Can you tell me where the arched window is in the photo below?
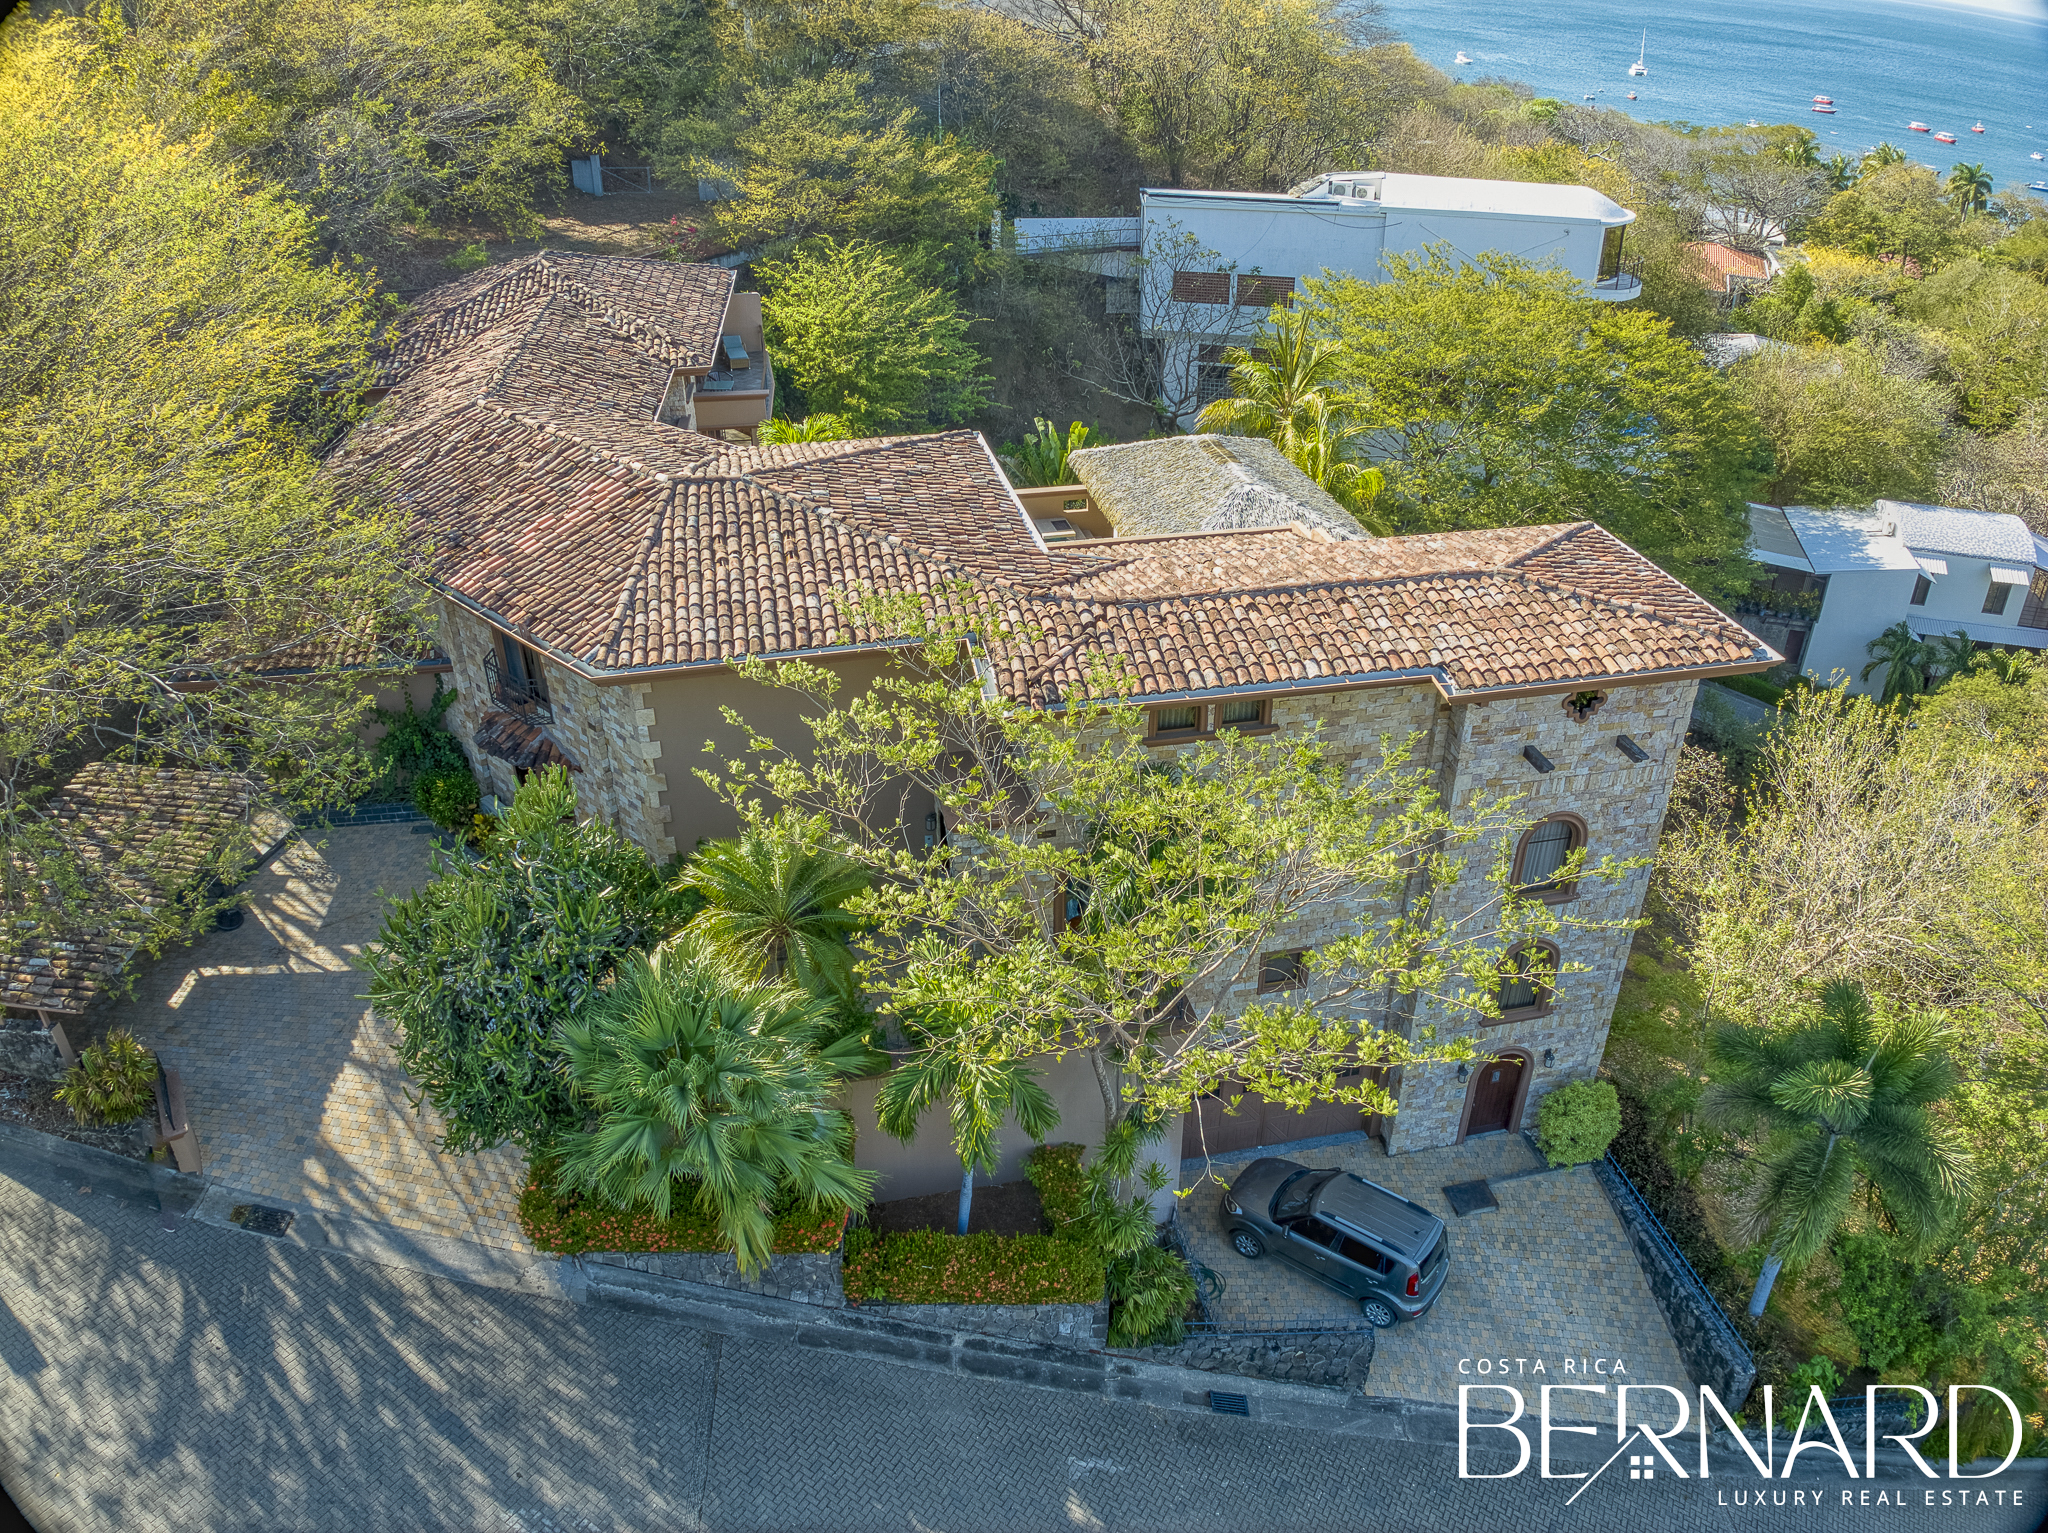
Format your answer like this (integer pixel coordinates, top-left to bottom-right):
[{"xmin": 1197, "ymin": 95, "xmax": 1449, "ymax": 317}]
[
  {"xmin": 1495, "ymin": 941, "xmax": 1559, "ymax": 1022},
  {"xmin": 1514, "ymin": 814, "xmax": 1586, "ymax": 899}
]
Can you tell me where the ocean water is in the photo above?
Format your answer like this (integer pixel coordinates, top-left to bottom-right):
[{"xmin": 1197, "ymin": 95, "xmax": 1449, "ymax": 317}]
[{"xmin": 1382, "ymin": 0, "xmax": 2048, "ymax": 191}]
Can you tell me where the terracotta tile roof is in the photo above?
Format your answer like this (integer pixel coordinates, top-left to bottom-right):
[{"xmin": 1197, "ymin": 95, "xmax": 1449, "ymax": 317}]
[
  {"xmin": 1, "ymin": 764, "xmax": 278, "ymax": 1016},
  {"xmin": 474, "ymin": 712, "xmax": 581, "ymax": 773},
  {"xmin": 1686, "ymin": 242, "xmax": 1770, "ymax": 282},
  {"xmin": 376, "ymin": 252, "xmax": 734, "ymax": 387},
  {"xmin": 334, "ymin": 261, "xmax": 1772, "ymax": 707}
]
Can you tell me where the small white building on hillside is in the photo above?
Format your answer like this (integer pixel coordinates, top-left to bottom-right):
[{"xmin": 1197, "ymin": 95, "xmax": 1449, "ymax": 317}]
[
  {"xmin": 1016, "ymin": 172, "xmax": 1640, "ymax": 424},
  {"xmin": 1742, "ymin": 500, "xmax": 2048, "ymax": 691}
]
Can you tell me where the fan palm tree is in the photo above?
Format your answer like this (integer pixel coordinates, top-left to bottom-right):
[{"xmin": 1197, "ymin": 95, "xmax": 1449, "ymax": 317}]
[
  {"xmin": 1862, "ymin": 621, "xmax": 1930, "ymax": 705},
  {"xmin": 680, "ymin": 815, "xmax": 869, "ymax": 989},
  {"xmin": 553, "ymin": 934, "xmax": 876, "ymax": 1273},
  {"xmin": 1946, "ymin": 162, "xmax": 1994, "ymax": 215},
  {"xmin": 875, "ymin": 1012, "xmax": 1061, "ymax": 1235},
  {"xmin": 1195, "ymin": 307, "xmax": 1388, "ymax": 534},
  {"xmin": 1704, "ymin": 980, "xmax": 1971, "ymax": 1316}
]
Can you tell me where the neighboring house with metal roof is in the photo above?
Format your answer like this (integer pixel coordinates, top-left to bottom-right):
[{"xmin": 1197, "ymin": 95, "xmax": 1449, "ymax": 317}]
[
  {"xmin": 1741, "ymin": 499, "xmax": 2048, "ymax": 691},
  {"xmin": 1016, "ymin": 171, "xmax": 1641, "ymax": 424},
  {"xmin": 332, "ymin": 250, "xmax": 1777, "ymax": 1160}
]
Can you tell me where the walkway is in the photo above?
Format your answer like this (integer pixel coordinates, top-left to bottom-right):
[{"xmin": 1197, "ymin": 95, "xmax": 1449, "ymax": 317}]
[
  {"xmin": 99, "ymin": 824, "xmax": 531, "ymax": 1252},
  {"xmin": 1180, "ymin": 1132, "xmax": 1690, "ymax": 1408}
]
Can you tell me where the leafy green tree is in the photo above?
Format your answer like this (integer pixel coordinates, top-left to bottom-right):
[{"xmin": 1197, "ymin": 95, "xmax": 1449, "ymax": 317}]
[
  {"xmin": 1195, "ymin": 305, "xmax": 1387, "ymax": 531},
  {"xmin": 1304, "ymin": 251, "xmax": 1769, "ymax": 596},
  {"xmin": 681, "ymin": 814, "xmax": 869, "ymax": 988},
  {"xmin": 1705, "ymin": 980, "xmax": 1971, "ymax": 1315},
  {"xmin": 1000, "ymin": 418, "xmax": 1107, "ymax": 488},
  {"xmin": 1804, "ymin": 162, "xmax": 1983, "ymax": 268},
  {"xmin": 553, "ymin": 933, "xmax": 875, "ymax": 1273},
  {"xmin": 0, "ymin": 21, "xmax": 425, "ymax": 956},
  {"xmin": 1898, "ymin": 258, "xmax": 2048, "ymax": 432},
  {"xmin": 363, "ymin": 769, "xmax": 694, "ymax": 1154},
  {"xmin": 876, "ymin": 1017, "xmax": 1061, "ymax": 1234},
  {"xmin": 757, "ymin": 239, "xmax": 990, "ymax": 432},
  {"xmin": 487, "ymin": 0, "xmax": 713, "ymax": 149},
  {"xmin": 1727, "ymin": 343, "xmax": 1948, "ymax": 506},
  {"xmin": 677, "ymin": 71, "xmax": 997, "ymax": 260},
  {"xmin": 1946, "ymin": 162, "xmax": 1994, "ymax": 217}
]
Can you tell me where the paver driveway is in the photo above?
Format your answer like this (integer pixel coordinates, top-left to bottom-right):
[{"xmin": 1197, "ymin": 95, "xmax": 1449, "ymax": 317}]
[
  {"xmin": 98, "ymin": 823, "xmax": 531, "ymax": 1252},
  {"xmin": 1180, "ymin": 1131, "xmax": 1690, "ymax": 1408}
]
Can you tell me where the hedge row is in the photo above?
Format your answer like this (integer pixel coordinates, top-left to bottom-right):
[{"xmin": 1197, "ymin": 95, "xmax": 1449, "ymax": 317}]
[
  {"xmin": 842, "ymin": 1227, "xmax": 1105, "ymax": 1306},
  {"xmin": 517, "ymin": 1162, "xmax": 848, "ymax": 1257}
]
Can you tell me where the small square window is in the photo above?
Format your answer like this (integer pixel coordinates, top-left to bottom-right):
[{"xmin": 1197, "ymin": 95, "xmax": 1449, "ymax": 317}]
[
  {"xmin": 1218, "ymin": 698, "xmax": 1267, "ymax": 728},
  {"xmin": 1984, "ymin": 581, "xmax": 2014, "ymax": 616},
  {"xmin": 1259, "ymin": 950, "xmax": 1306, "ymax": 991},
  {"xmin": 1152, "ymin": 705, "xmax": 1203, "ymax": 736}
]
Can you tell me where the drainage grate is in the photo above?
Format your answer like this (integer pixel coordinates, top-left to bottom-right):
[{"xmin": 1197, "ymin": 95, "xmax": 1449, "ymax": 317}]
[
  {"xmin": 1207, "ymin": 1391, "xmax": 1250, "ymax": 1416},
  {"xmin": 229, "ymin": 1204, "xmax": 296, "ymax": 1238},
  {"xmin": 1443, "ymin": 1179, "xmax": 1499, "ymax": 1217}
]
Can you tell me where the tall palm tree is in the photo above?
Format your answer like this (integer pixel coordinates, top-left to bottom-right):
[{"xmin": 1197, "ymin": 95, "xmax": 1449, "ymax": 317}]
[
  {"xmin": 875, "ymin": 1012, "xmax": 1061, "ymax": 1235},
  {"xmin": 1862, "ymin": 621, "xmax": 1930, "ymax": 706},
  {"xmin": 1195, "ymin": 307, "xmax": 1388, "ymax": 533},
  {"xmin": 554, "ymin": 935, "xmax": 876, "ymax": 1273},
  {"xmin": 1705, "ymin": 980, "xmax": 1971, "ymax": 1316},
  {"xmin": 1946, "ymin": 162, "xmax": 1994, "ymax": 215},
  {"xmin": 680, "ymin": 815, "xmax": 869, "ymax": 989}
]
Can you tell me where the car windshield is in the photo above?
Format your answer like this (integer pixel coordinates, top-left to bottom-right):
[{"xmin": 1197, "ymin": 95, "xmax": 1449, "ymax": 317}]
[{"xmin": 1271, "ymin": 1169, "xmax": 1339, "ymax": 1219}]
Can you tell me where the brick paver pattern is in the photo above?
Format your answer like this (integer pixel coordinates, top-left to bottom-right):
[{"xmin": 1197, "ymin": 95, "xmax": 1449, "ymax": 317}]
[
  {"xmin": 1180, "ymin": 1131, "xmax": 1690, "ymax": 1407},
  {"xmin": 99, "ymin": 825, "xmax": 531, "ymax": 1251}
]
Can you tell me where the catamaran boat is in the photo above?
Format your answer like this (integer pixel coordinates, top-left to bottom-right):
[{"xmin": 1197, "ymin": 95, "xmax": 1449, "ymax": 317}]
[
  {"xmin": 1934, "ymin": 131, "xmax": 1959, "ymax": 144},
  {"xmin": 1908, "ymin": 121, "xmax": 1930, "ymax": 132},
  {"xmin": 1455, "ymin": 51, "xmax": 1473, "ymax": 64},
  {"xmin": 1629, "ymin": 30, "xmax": 1648, "ymax": 77}
]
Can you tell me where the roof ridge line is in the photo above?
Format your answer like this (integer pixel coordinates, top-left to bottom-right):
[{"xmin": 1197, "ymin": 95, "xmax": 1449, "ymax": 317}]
[
  {"xmin": 478, "ymin": 296, "xmax": 569, "ymax": 404},
  {"xmin": 1499, "ymin": 520, "xmax": 1599, "ymax": 568},
  {"xmin": 1499, "ymin": 566, "xmax": 1729, "ymax": 637},
  {"xmin": 593, "ymin": 485, "xmax": 676, "ymax": 668}
]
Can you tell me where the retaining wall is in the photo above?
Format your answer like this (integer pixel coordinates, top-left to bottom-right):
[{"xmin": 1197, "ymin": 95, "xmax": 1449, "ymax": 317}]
[
  {"xmin": 583, "ymin": 1249, "xmax": 846, "ymax": 1308},
  {"xmin": 1123, "ymin": 1329, "xmax": 1375, "ymax": 1391},
  {"xmin": 855, "ymin": 1301, "xmax": 1108, "ymax": 1352}
]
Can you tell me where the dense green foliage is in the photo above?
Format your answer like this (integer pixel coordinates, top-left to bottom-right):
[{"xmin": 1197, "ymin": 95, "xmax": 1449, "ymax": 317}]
[
  {"xmin": 999, "ymin": 418, "xmax": 1107, "ymax": 489},
  {"xmin": 1534, "ymin": 1079, "xmax": 1621, "ymax": 1168},
  {"xmin": 841, "ymin": 1227, "xmax": 1105, "ymax": 1305},
  {"xmin": 362, "ymin": 769, "xmax": 692, "ymax": 1155},
  {"xmin": 53, "ymin": 1030, "xmax": 158, "ymax": 1127},
  {"xmin": 552, "ymin": 933, "xmax": 874, "ymax": 1273}
]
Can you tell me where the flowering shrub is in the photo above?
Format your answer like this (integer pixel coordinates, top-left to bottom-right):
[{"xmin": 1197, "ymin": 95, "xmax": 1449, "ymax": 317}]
[
  {"xmin": 518, "ymin": 1161, "xmax": 848, "ymax": 1257},
  {"xmin": 841, "ymin": 1228, "xmax": 1105, "ymax": 1306}
]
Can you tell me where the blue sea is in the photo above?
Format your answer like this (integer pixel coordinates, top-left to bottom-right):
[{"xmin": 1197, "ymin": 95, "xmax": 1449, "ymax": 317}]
[{"xmin": 1381, "ymin": 0, "xmax": 2048, "ymax": 191}]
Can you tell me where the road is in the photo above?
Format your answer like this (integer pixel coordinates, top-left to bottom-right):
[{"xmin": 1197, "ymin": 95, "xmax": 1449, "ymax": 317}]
[{"xmin": 0, "ymin": 1135, "xmax": 2041, "ymax": 1533}]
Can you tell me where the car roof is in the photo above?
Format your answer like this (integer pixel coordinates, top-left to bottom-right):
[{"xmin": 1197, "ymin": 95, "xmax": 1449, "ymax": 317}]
[{"xmin": 1313, "ymin": 1174, "xmax": 1444, "ymax": 1259}]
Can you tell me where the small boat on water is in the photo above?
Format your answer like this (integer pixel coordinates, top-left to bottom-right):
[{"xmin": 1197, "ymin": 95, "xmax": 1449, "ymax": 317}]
[
  {"xmin": 1629, "ymin": 30, "xmax": 1647, "ymax": 77},
  {"xmin": 1934, "ymin": 131, "xmax": 1958, "ymax": 144},
  {"xmin": 1813, "ymin": 96, "xmax": 1833, "ymax": 105},
  {"xmin": 1455, "ymin": 50, "xmax": 1472, "ymax": 64},
  {"xmin": 2032, "ymin": 181, "xmax": 2048, "ymax": 193},
  {"xmin": 1626, "ymin": 91, "xmax": 1637, "ymax": 100},
  {"xmin": 1908, "ymin": 121, "xmax": 1930, "ymax": 132},
  {"xmin": 1971, "ymin": 122, "xmax": 1985, "ymax": 133},
  {"xmin": 2033, "ymin": 152, "xmax": 2045, "ymax": 160},
  {"xmin": 1813, "ymin": 105, "xmax": 1836, "ymax": 114}
]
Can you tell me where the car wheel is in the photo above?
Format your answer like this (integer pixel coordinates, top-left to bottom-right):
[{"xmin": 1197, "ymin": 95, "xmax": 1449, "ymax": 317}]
[
  {"xmin": 1231, "ymin": 1230, "xmax": 1265, "ymax": 1260},
  {"xmin": 1361, "ymin": 1297, "xmax": 1398, "ymax": 1328}
]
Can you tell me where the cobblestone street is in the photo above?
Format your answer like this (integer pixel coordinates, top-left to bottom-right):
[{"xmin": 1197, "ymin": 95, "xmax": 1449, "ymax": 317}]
[
  {"xmin": 1180, "ymin": 1131, "xmax": 1690, "ymax": 1408},
  {"xmin": 99, "ymin": 824, "xmax": 531, "ymax": 1252}
]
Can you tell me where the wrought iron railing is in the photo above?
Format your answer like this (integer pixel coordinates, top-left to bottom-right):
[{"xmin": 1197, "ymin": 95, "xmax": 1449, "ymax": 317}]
[
  {"xmin": 482, "ymin": 650, "xmax": 553, "ymax": 723},
  {"xmin": 1598, "ymin": 1151, "xmax": 1755, "ymax": 1375}
]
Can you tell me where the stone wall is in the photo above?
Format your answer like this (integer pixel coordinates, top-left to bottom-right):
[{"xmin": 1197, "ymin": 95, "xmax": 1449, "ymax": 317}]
[
  {"xmin": 1593, "ymin": 1157, "xmax": 1757, "ymax": 1410},
  {"xmin": 855, "ymin": 1300, "xmax": 1108, "ymax": 1352},
  {"xmin": 0, "ymin": 1014, "xmax": 68, "ymax": 1082},
  {"xmin": 1121, "ymin": 1328, "xmax": 1375, "ymax": 1391},
  {"xmin": 582, "ymin": 1249, "xmax": 846, "ymax": 1307},
  {"xmin": 437, "ymin": 601, "xmax": 675, "ymax": 856}
]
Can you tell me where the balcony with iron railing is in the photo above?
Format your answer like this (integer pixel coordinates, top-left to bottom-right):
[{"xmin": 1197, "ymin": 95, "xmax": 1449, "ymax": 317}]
[
  {"xmin": 1590, "ymin": 255, "xmax": 1644, "ymax": 301},
  {"xmin": 482, "ymin": 649, "xmax": 553, "ymax": 724}
]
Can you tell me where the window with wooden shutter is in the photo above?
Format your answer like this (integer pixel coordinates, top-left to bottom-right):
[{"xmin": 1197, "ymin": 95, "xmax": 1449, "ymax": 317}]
[
  {"xmin": 1235, "ymin": 274, "xmax": 1295, "ymax": 307},
  {"xmin": 1170, "ymin": 271, "xmax": 1230, "ymax": 304}
]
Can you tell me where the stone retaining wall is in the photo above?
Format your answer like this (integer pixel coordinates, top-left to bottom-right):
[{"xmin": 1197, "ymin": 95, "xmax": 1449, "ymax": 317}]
[
  {"xmin": 1121, "ymin": 1329, "xmax": 1375, "ymax": 1391},
  {"xmin": 583, "ymin": 1249, "xmax": 846, "ymax": 1307},
  {"xmin": 854, "ymin": 1301, "xmax": 1108, "ymax": 1352},
  {"xmin": 1593, "ymin": 1157, "xmax": 1757, "ymax": 1409},
  {"xmin": 0, "ymin": 1015, "xmax": 68, "ymax": 1082}
]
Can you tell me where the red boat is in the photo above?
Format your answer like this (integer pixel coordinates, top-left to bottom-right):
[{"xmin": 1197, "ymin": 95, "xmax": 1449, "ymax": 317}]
[
  {"xmin": 1934, "ymin": 131, "xmax": 1959, "ymax": 144},
  {"xmin": 1813, "ymin": 105, "xmax": 1837, "ymax": 114},
  {"xmin": 1971, "ymin": 122, "xmax": 1985, "ymax": 133},
  {"xmin": 1813, "ymin": 95, "xmax": 1833, "ymax": 104},
  {"xmin": 1908, "ymin": 121, "xmax": 1930, "ymax": 132}
]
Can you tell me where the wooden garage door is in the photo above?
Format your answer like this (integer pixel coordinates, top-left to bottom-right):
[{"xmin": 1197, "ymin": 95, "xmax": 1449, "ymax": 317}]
[{"xmin": 1181, "ymin": 1079, "xmax": 1370, "ymax": 1157}]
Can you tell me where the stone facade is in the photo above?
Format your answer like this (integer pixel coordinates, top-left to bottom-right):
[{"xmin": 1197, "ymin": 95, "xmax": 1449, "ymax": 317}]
[
  {"xmin": 438, "ymin": 601, "xmax": 677, "ymax": 857},
  {"xmin": 0, "ymin": 1014, "xmax": 67, "ymax": 1082}
]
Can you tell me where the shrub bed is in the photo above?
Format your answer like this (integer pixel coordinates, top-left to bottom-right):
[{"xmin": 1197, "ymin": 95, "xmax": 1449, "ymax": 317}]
[
  {"xmin": 517, "ymin": 1162, "xmax": 848, "ymax": 1257},
  {"xmin": 842, "ymin": 1227, "xmax": 1105, "ymax": 1306},
  {"xmin": 1023, "ymin": 1141, "xmax": 1086, "ymax": 1235}
]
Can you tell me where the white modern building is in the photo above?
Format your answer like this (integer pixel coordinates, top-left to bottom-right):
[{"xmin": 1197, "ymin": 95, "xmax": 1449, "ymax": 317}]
[
  {"xmin": 1016, "ymin": 172, "xmax": 1641, "ymax": 422},
  {"xmin": 1742, "ymin": 500, "xmax": 2048, "ymax": 691}
]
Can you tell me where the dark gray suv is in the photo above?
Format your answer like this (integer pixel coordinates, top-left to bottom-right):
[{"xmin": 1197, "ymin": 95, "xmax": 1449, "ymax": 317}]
[{"xmin": 1219, "ymin": 1158, "xmax": 1449, "ymax": 1328}]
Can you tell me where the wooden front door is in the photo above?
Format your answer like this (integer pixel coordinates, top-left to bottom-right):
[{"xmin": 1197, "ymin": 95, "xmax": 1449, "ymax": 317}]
[{"xmin": 1465, "ymin": 1057, "xmax": 1524, "ymax": 1137}]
